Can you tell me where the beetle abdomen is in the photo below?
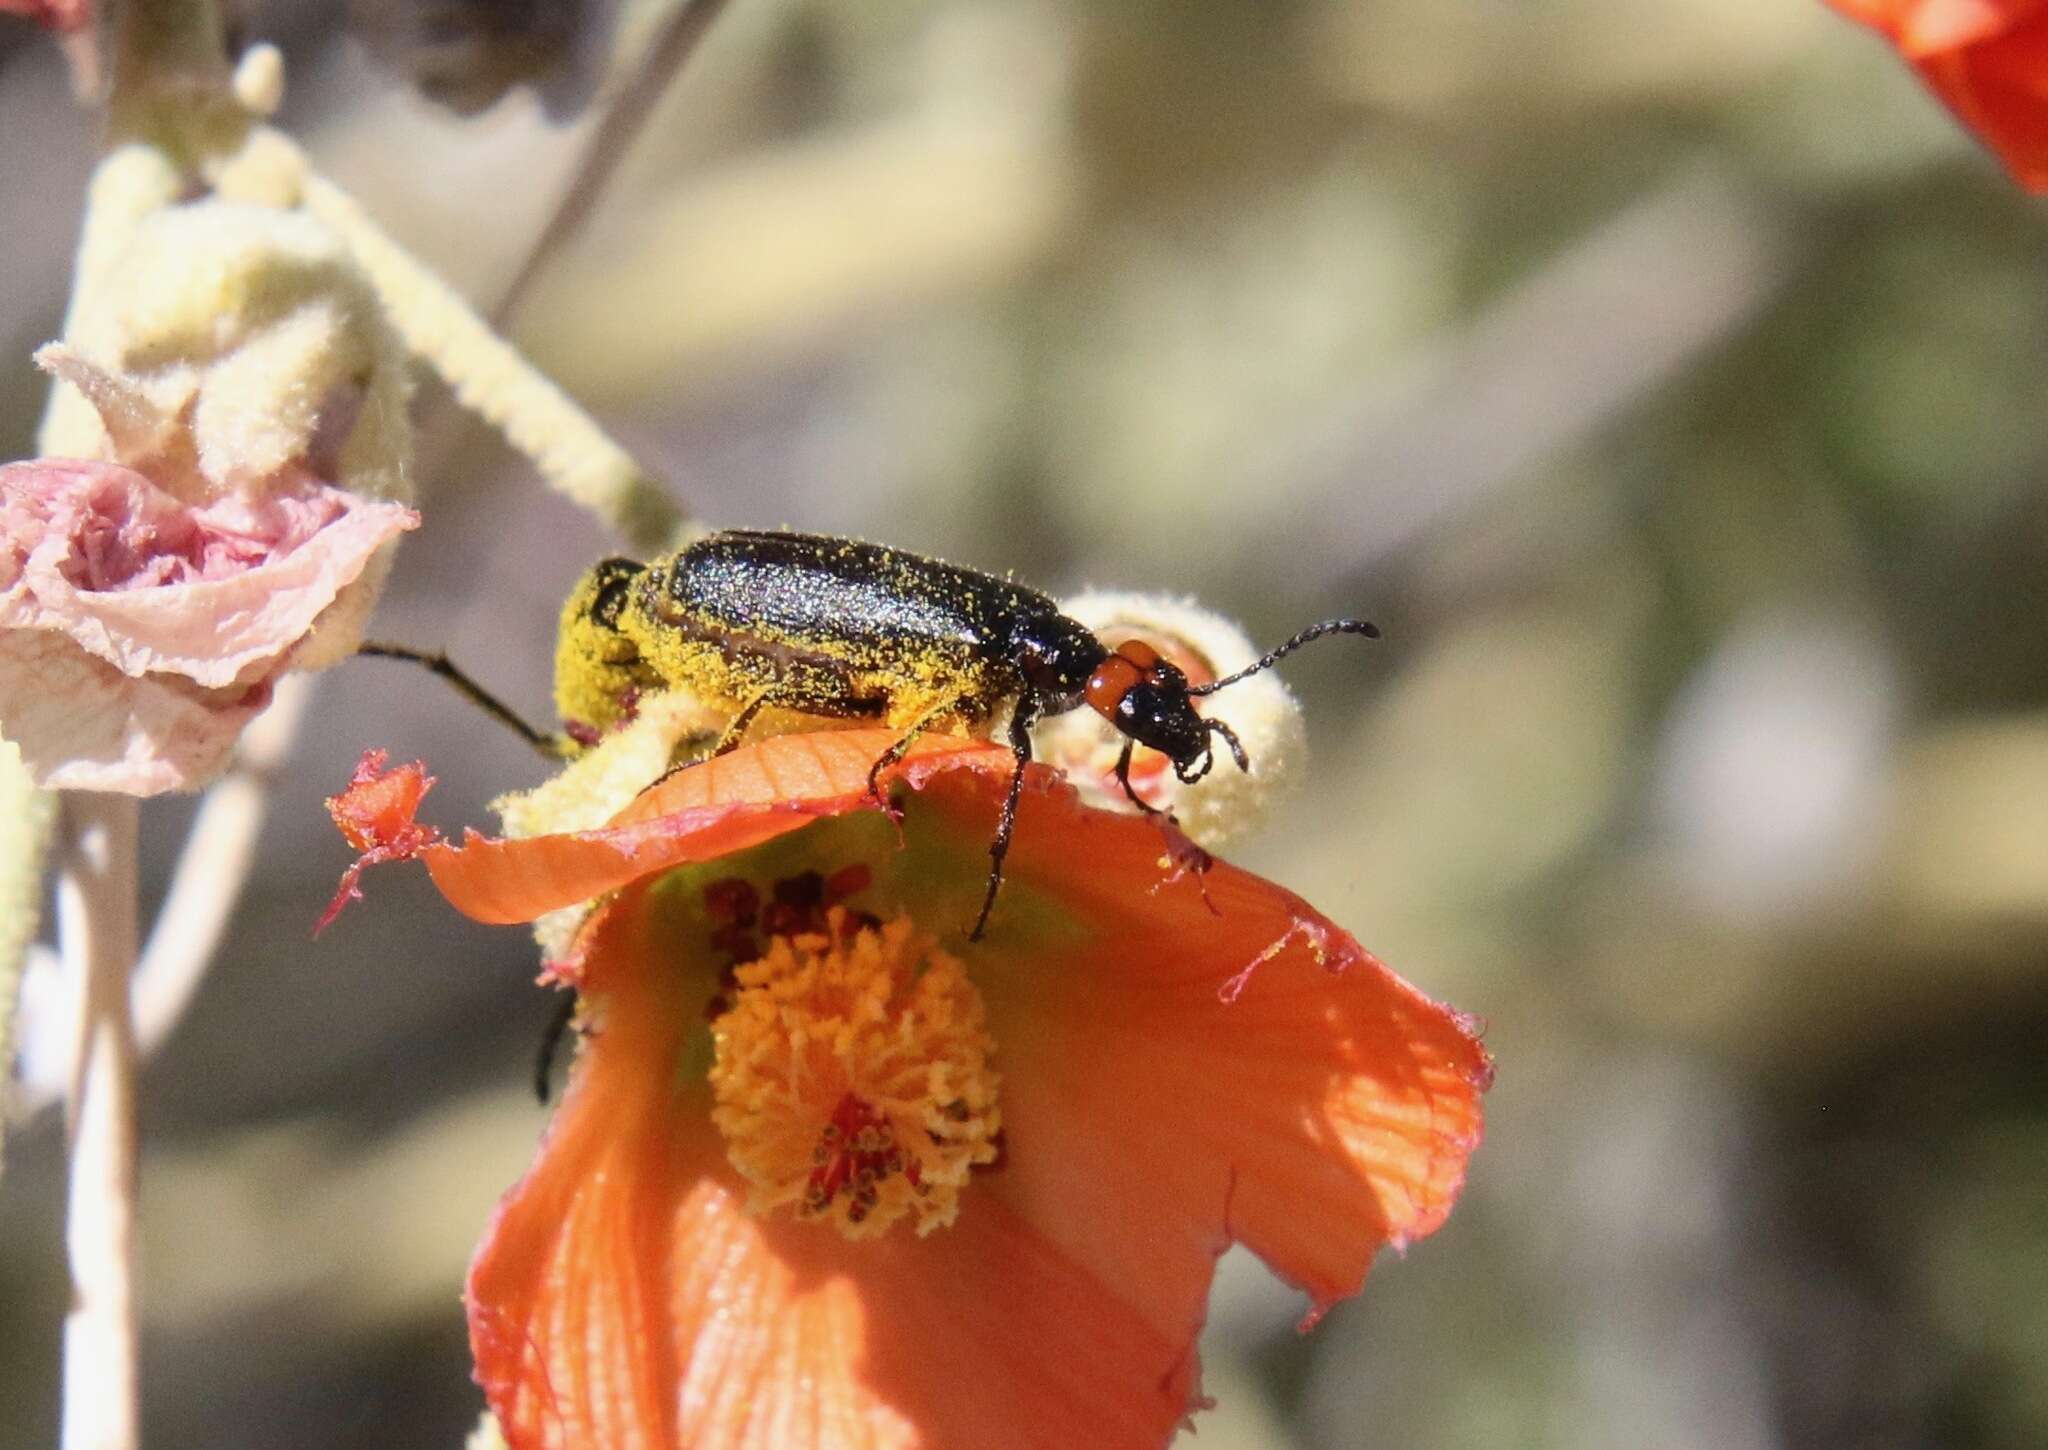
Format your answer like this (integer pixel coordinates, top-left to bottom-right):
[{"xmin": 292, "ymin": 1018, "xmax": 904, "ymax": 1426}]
[{"xmin": 661, "ymin": 532, "xmax": 1031, "ymax": 650}]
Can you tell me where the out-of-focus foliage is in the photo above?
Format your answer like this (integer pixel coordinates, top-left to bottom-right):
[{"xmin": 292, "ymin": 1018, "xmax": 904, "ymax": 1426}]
[{"xmin": 3, "ymin": 1, "xmax": 2047, "ymax": 1446}]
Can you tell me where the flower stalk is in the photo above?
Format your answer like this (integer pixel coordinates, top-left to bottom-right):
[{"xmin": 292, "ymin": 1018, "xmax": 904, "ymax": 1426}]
[
  {"xmin": 51, "ymin": 6, "xmax": 231, "ymax": 1448},
  {"xmin": 54, "ymin": 792, "xmax": 140, "ymax": 1450}
]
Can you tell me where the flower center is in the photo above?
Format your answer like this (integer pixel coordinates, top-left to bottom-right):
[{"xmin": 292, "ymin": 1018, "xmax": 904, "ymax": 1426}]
[{"xmin": 708, "ymin": 907, "xmax": 1000, "ymax": 1239}]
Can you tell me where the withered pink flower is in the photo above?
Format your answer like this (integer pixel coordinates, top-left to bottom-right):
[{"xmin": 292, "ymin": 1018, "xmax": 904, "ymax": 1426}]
[{"xmin": 0, "ymin": 456, "xmax": 415, "ymax": 793}]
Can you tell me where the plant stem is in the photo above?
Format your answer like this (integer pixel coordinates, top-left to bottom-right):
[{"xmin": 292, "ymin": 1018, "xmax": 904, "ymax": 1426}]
[
  {"xmin": 55, "ymin": 792, "xmax": 141, "ymax": 1450},
  {"xmin": 491, "ymin": 0, "xmax": 733, "ymax": 327},
  {"xmin": 130, "ymin": 674, "xmax": 310, "ymax": 1060}
]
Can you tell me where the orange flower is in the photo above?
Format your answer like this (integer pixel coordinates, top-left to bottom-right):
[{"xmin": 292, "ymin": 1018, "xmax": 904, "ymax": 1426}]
[
  {"xmin": 1828, "ymin": 0, "xmax": 2048, "ymax": 189},
  {"xmin": 348, "ymin": 730, "xmax": 1489, "ymax": 1448}
]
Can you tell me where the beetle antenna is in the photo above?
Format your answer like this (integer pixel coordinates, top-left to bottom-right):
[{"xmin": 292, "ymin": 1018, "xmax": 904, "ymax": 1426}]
[
  {"xmin": 1186, "ymin": 618, "xmax": 1380, "ymax": 696},
  {"xmin": 1208, "ymin": 717, "xmax": 1249, "ymax": 772},
  {"xmin": 357, "ymin": 641, "xmax": 566, "ymax": 758}
]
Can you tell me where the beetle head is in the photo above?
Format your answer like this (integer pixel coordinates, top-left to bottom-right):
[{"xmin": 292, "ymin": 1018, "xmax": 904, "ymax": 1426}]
[{"xmin": 1084, "ymin": 639, "xmax": 1249, "ymax": 782}]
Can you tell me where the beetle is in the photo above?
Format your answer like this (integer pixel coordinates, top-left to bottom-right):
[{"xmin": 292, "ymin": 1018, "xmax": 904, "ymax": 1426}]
[
  {"xmin": 548, "ymin": 530, "xmax": 1379, "ymax": 938},
  {"xmin": 360, "ymin": 529, "xmax": 1378, "ymax": 1101}
]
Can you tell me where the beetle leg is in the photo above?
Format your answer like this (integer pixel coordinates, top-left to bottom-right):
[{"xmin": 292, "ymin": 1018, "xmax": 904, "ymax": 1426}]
[
  {"xmin": 534, "ymin": 990, "xmax": 578, "ymax": 1104},
  {"xmin": 710, "ymin": 690, "xmax": 782, "ymax": 755},
  {"xmin": 1113, "ymin": 737, "xmax": 1168, "ymax": 816},
  {"xmin": 969, "ymin": 710, "xmax": 1035, "ymax": 941},
  {"xmin": 864, "ymin": 697, "xmax": 963, "ymax": 803}
]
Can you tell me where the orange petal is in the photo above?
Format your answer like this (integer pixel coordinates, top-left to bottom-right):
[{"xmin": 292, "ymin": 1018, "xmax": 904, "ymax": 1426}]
[
  {"xmin": 1903, "ymin": 0, "xmax": 2036, "ymax": 53},
  {"xmin": 472, "ymin": 888, "xmax": 1203, "ymax": 1450},
  {"xmin": 900, "ymin": 770, "xmax": 1489, "ymax": 1338},
  {"xmin": 1914, "ymin": 26, "xmax": 2048, "ymax": 187},
  {"xmin": 1826, "ymin": 0, "xmax": 2048, "ymax": 190},
  {"xmin": 456, "ymin": 725, "xmax": 1486, "ymax": 1427},
  {"xmin": 423, "ymin": 732, "xmax": 1014, "ymax": 924},
  {"xmin": 1826, "ymin": 0, "xmax": 1907, "ymax": 31},
  {"xmin": 1825, "ymin": 0, "xmax": 2033, "ymax": 50}
]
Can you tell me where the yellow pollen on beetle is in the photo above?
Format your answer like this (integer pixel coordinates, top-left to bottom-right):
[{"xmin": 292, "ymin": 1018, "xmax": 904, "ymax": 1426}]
[{"xmin": 708, "ymin": 909, "xmax": 1000, "ymax": 1240}]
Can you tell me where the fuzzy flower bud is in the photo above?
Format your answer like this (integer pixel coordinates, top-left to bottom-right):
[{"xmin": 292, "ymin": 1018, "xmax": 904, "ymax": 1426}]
[
  {"xmin": 1033, "ymin": 590, "xmax": 1309, "ymax": 849},
  {"xmin": 0, "ymin": 180, "xmax": 420, "ymax": 793}
]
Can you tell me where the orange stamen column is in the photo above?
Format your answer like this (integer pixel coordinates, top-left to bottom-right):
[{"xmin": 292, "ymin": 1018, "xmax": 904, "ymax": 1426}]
[{"xmin": 708, "ymin": 911, "xmax": 1001, "ymax": 1239}]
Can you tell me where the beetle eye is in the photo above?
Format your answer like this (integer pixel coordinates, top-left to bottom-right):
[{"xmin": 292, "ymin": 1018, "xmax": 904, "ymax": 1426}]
[{"xmin": 588, "ymin": 559, "xmax": 644, "ymax": 628}]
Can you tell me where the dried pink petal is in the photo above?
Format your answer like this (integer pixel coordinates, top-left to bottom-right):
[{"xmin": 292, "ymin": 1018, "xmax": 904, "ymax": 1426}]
[
  {"xmin": 0, "ymin": 457, "xmax": 418, "ymax": 793},
  {"xmin": 0, "ymin": 459, "xmax": 414, "ymax": 687},
  {"xmin": 0, "ymin": 632, "xmax": 266, "ymax": 794}
]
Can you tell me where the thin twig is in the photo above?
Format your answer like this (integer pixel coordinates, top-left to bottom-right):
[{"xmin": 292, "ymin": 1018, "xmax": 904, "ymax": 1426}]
[
  {"xmin": 301, "ymin": 167, "xmax": 683, "ymax": 554},
  {"xmin": 398, "ymin": 0, "xmax": 733, "ymax": 557},
  {"xmin": 492, "ymin": 0, "xmax": 733, "ymax": 328},
  {"xmin": 127, "ymin": 673, "xmax": 311, "ymax": 1061},
  {"xmin": 0, "ymin": 677, "xmax": 306, "ymax": 1160},
  {"xmin": 55, "ymin": 793, "xmax": 140, "ymax": 1450}
]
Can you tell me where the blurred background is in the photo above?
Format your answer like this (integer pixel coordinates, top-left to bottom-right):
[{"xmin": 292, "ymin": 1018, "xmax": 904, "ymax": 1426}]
[{"xmin": 5, "ymin": 0, "xmax": 2048, "ymax": 1445}]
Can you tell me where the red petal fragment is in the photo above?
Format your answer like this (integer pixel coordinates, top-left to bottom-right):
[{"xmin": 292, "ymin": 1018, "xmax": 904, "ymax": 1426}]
[{"xmin": 316, "ymin": 749, "xmax": 442, "ymax": 932}]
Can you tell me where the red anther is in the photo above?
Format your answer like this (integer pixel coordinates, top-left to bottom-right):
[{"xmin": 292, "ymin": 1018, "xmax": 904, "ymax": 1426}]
[
  {"xmin": 823, "ymin": 863, "xmax": 872, "ymax": 904},
  {"xmin": 708, "ymin": 924, "xmax": 760, "ymax": 965},
  {"xmin": 703, "ymin": 877, "xmax": 760, "ymax": 928},
  {"xmin": 774, "ymin": 871, "xmax": 826, "ymax": 909},
  {"xmin": 316, "ymin": 750, "xmax": 442, "ymax": 934},
  {"xmin": 1151, "ymin": 819, "xmax": 1219, "ymax": 916},
  {"xmin": 327, "ymin": 749, "xmax": 436, "ymax": 854},
  {"xmin": 803, "ymin": 1092, "xmax": 908, "ymax": 1220}
]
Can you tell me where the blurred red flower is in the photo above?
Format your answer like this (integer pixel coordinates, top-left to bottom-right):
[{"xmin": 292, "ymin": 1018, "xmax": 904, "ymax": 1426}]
[
  {"xmin": 341, "ymin": 730, "xmax": 1490, "ymax": 1449},
  {"xmin": 0, "ymin": 0, "xmax": 89, "ymax": 31},
  {"xmin": 1829, "ymin": 0, "xmax": 2048, "ymax": 189}
]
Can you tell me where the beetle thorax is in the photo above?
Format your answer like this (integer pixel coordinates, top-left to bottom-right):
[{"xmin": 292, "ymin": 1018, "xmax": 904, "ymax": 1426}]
[{"xmin": 1005, "ymin": 610, "xmax": 1105, "ymax": 714}]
